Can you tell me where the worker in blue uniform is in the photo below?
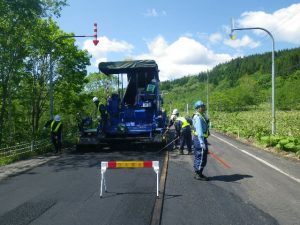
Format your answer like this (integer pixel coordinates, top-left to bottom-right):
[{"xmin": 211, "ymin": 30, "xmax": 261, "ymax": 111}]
[
  {"xmin": 192, "ymin": 100, "xmax": 210, "ymax": 181},
  {"xmin": 93, "ymin": 96, "xmax": 108, "ymax": 133}
]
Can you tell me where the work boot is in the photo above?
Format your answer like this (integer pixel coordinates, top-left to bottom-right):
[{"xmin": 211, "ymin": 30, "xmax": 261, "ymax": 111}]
[
  {"xmin": 179, "ymin": 149, "xmax": 184, "ymax": 155},
  {"xmin": 187, "ymin": 151, "xmax": 192, "ymax": 155},
  {"xmin": 199, "ymin": 174, "xmax": 209, "ymax": 181},
  {"xmin": 194, "ymin": 172, "xmax": 201, "ymax": 180},
  {"xmin": 194, "ymin": 172, "xmax": 209, "ymax": 181}
]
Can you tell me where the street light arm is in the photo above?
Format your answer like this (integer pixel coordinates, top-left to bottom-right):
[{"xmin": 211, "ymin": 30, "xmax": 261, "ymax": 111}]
[
  {"xmin": 230, "ymin": 25, "xmax": 276, "ymax": 134},
  {"xmin": 231, "ymin": 27, "xmax": 274, "ymax": 43},
  {"xmin": 54, "ymin": 35, "xmax": 94, "ymax": 43}
]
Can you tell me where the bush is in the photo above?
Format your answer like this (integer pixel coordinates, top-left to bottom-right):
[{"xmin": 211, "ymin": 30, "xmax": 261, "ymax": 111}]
[
  {"xmin": 279, "ymin": 139, "xmax": 289, "ymax": 148},
  {"xmin": 260, "ymin": 136, "xmax": 270, "ymax": 146},
  {"xmin": 269, "ymin": 135, "xmax": 282, "ymax": 146},
  {"xmin": 283, "ymin": 143, "xmax": 297, "ymax": 152}
]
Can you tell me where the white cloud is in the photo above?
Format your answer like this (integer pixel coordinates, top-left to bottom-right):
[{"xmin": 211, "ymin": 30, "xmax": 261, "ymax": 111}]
[
  {"xmin": 224, "ymin": 35, "xmax": 261, "ymax": 49},
  {"xmin": 144, "ymin": 8, "xmax": 158, "ymax": 17},
  {"xmin": 82, "ymin": 35, "xmax": 233, "ymax": 81},
  {"xmin": 237, "ymin": 3, "xmax": 300, "ymax": 44},
  {"xmin": 209, "ymin": 33, "xmax": 223, "ymax": 44},
  {"xmin": 143, "ymin": 8, "xmax": 166, "ymax": 17},
  {"xmin": 83, "ymin": 36, "xmax": 133, "ymax": 67},
  {"xmin": 134, "ymin": 36, "xmax": 232, "ymax": 81}
]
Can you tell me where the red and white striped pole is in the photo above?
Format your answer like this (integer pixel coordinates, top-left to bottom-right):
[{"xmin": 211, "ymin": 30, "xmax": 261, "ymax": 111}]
[{"xmin": 93, "ymin": 22, "xmax": 99, "ymax": 46}]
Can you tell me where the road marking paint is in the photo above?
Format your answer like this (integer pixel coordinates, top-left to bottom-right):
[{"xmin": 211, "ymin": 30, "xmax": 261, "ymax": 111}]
[
  {"xmin": 208, "ymin": 150, "xmax": 231, "ymax": 169},
  {"xmin": 212, "ymin": 134, "xmax": 300, "ymax": 184}
]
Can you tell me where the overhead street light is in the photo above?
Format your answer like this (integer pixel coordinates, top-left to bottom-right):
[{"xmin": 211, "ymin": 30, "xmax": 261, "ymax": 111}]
[
  {"xmin": 49, "ymin": 23, "xmax": 99, "ymax": 119},
  {"xmin": 206, "ymin": 71, "xmax": 209, "ymax": 118},
  {"xmin": 230, "ymin": 18, "xmax": 276, "ymax": 135}
]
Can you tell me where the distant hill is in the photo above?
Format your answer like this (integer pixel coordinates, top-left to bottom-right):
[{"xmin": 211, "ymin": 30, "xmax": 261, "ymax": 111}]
[{"xmin": 161, "ymin": 47, "xmax": 300, "ymax": 113}]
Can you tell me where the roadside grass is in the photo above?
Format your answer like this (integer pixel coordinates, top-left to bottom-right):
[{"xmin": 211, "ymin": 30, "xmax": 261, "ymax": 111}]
[{"xmin": 210, "ymin": 106, "xmax": 300, "ymax": 158}]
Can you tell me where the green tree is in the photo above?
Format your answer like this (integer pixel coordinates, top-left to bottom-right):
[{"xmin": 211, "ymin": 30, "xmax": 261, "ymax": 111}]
[{"xmin": 0, "ymin": 0, "xmax": 67, "ymax": 145}]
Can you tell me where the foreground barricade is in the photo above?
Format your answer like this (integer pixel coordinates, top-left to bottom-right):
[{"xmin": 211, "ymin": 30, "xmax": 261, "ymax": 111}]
[{"xmin": 100, "ymin": 161, "xmax": 160, "ymax": 197}]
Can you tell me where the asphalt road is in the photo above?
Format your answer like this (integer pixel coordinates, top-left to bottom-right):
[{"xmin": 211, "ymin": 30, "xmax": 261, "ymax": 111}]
[
  {"xmin": 0, "ymin": 131, "xmax": 299, "ymax": 225},
  {"xmin": 161, "ymin": 131, "xmax": 300, "ymax": 225},
  {"xmin": 0, "ymin": 147, "xmax": 165, "ymax": 225}
]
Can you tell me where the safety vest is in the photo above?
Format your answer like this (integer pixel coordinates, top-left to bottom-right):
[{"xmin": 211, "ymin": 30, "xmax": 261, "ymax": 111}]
[
  {"xmin": 192, "ymin": 113, "xmax": 209, "ymax": 138},
  {"xmin": 176, "ymin": 117, "xmax": 190, "ymax": 128},
  {"xmin": 51, "ymin": 121, "xmax": 62, "ymax": 134}
]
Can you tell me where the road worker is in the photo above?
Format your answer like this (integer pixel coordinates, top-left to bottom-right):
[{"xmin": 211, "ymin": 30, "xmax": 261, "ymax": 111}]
[
  {"xmin": 175, "ymin": 114, "xmax": 192, "ymax": 155},
  {"xmin": 92, "ymin": 97, "xmax": 108, "ymax": 133},
  {"xmin": 168, "ymin": 109, "xmax": 179, "ymax": 127},
  {"xmin": 44, "ymin": 114, "xmax": 63, "ymax": 154},
  {"xmin": 192, "ymin": 100, "xmax": 210, "ymax": 181},
  {"xmin": 167, "ymin": 109, "xmax": 180, "ymax": 150}
]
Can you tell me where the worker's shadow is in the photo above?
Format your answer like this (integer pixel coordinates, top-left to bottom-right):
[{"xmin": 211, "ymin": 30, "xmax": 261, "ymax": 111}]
[{"xmin": 209, "ymin": 174, "xmax": 253, "ymax": 182}]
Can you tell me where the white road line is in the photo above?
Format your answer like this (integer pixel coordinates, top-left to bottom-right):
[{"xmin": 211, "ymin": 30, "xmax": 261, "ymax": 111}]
[{"xmin": 212, "ymin": 134, "xmax": 300, "ymax": 184}]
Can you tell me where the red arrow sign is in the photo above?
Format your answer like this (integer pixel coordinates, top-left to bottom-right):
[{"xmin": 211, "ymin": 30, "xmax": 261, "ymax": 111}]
[{"xmin": 93, "ymin": 39, "xmax": 99, "ymax": 46}]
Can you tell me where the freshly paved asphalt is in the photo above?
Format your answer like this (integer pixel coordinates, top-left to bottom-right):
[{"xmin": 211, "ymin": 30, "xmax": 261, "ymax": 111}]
[
  {"xmin": 1, "ymin": 131, "xmax": 300, "ymax": 225},
  {"xmin": 0, "ymin": 148, "xmax": 164, "ymax": 225},
  {"xmin": 161, "ymin": 131, "xmax": 299, "ymax": 225}
]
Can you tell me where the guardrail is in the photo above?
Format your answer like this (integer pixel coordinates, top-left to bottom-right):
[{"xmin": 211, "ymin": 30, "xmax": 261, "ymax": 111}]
[{"xmin": 0, "ymin": 139, "xmax": 52, "ymax": 159}]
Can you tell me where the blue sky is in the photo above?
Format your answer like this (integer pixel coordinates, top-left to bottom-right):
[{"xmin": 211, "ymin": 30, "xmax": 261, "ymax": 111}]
[{"xmin": 56, "ymin": 0, "xmax": 300, "ymax": 81}]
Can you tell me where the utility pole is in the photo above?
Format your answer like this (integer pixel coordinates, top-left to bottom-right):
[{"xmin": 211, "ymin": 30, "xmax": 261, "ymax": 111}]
[{"xmin": 186, "ymin": 103, "xmax": 189, "ymax": 115}]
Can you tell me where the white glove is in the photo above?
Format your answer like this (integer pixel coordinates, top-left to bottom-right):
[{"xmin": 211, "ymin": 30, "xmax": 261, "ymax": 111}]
[{"xmin": 200, "ymin": 143, "xmax": 206, "ymax": 150}]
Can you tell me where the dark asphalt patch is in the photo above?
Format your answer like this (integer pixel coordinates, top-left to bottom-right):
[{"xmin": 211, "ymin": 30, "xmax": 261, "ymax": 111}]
[{"xmin": 0, "ymin": 199, "xmax": 56, "ymax": 225}]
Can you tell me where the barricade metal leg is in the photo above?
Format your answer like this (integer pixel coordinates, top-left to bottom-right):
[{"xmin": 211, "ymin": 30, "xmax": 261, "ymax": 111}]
[
  {"xmin": 153, "ymin": 161, "xmax": 159, "ymax": 197},
  {"xmin": 100, "ymin": 172, "xmax": 104, "ymax": 197},
  {"xmin": 103, "ymin": 173, "xmax": 107, "ymax": 192},
  {"xmin": 100, "ymin": 162, "xmax": 108, "ymax": 198}
]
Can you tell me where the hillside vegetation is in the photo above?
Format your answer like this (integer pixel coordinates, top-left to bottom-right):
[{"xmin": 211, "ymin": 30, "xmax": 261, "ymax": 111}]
[{"xmin": 161, "ymin": 48, "xmax": 300, "ymax": 155}]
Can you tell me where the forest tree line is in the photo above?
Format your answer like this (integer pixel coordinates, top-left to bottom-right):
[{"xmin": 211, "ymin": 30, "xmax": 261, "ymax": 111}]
[
  {"xmin": 0, "ymin": 0, "xmax": 93, "ymax": 146},
  {"xmin": 1, "ymin": 0, "xmax": 299, "ymax": 148}
]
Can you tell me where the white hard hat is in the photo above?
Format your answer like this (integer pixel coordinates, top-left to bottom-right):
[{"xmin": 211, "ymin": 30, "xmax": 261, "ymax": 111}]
[
  {"xmin": 92, "ymin": 96, "xmax": 99, "ymax": 103},
  {"xmin": 172, "ymin": 109, "xmax": 179, "ymax": 115},
  {"xmin": 54, "ymin": 115, "xmax": 61, "ymax": 121}
]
